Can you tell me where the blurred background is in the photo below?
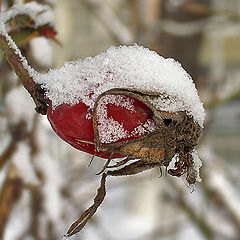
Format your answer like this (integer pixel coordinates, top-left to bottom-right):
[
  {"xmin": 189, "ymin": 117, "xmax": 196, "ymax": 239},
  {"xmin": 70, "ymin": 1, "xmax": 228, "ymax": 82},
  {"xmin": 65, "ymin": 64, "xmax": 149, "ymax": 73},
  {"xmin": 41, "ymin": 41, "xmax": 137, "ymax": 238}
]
[{"xmin": 0, "ymin": 0, "xmax": 240, "ymax": 239}]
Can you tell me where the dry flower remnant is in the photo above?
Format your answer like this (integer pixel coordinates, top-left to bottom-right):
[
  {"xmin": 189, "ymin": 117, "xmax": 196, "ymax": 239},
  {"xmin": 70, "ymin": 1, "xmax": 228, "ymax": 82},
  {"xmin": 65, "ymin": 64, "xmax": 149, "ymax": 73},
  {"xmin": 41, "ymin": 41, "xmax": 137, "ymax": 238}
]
[{"xmin": 0, "ymin": 3, "xmax": 205, "ymax": 237}]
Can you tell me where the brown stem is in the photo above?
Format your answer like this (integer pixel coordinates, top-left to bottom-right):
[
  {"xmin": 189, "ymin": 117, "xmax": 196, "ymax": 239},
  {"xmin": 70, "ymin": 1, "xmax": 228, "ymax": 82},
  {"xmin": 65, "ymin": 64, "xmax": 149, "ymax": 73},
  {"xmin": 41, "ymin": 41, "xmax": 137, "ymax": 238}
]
[
  {"xmin": 66, "ymin": 173, "xmax": 107, "ymax": 237},
  {"xmin": 0, "ymin": 33, "xmax": 50, "ymax": 114}
]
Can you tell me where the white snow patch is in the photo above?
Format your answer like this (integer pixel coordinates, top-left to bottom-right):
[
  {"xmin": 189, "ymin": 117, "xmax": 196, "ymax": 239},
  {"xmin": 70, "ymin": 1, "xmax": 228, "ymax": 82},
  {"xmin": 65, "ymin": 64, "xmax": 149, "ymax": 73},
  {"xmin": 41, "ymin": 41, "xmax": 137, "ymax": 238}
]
[
  {"xmin": 131, "ymin": 119, "xmax": 157, "ymax": 136},
  {"xmin": 12, "ymin": 142, "xmax": 39, "ymax": 185},
  {"xmin": 5, "ymin": 86, "xmax": 35, "ymax": 131},
  {"xmin": 96, "ymin": 94, "xmax": 134, "ymax": 143},
  {"xmin": 191, "ymin": 149, "xmax": 203, "ymax": 182},
  {"xmin": 96, "ymin": 94, "xmax": 157, "ymax": 143},
  {"xmin": 34, "ymin": 151, "xmax": 63, "ymax": 228},
  {"xmin": 29, "ymin": 37, "xmax": 53, "ymax": 67},
  {"xmin": 36, "ymin": 45, "xmax": 205, "ymax": 127}
]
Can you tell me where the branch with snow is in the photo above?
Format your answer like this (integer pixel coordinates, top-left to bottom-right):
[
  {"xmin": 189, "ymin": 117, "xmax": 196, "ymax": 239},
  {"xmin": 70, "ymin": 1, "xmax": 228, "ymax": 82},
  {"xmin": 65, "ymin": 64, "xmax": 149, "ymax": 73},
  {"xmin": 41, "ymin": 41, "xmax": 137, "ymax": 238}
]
[{"xmin": 0, "ymin": 2, "xmax": 54, "ymax": 114}]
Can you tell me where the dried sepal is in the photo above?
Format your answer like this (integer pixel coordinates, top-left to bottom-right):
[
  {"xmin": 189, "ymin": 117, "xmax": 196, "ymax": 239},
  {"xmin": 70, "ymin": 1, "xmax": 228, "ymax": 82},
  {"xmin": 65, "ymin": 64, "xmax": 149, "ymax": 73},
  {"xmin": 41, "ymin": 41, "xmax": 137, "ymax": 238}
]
[
  {"xmin": 66, "ymin": 88, "xmax": 203, "ymax": 236},
  {"xmin": 93, "ymin": 88, "xmax": 202, "ymax": 183},
  {"xmin": 66, "ymin": 173, "xmax": 107, "ymax": 237}
]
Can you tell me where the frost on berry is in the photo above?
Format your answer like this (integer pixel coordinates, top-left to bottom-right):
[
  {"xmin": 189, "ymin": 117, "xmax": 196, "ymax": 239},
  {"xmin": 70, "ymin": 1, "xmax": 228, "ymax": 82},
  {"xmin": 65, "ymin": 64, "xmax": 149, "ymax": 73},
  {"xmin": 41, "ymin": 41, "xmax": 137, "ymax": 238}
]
[{"xmin": 44, "ymin": 46, "xmax": 205, "ymax": 237}]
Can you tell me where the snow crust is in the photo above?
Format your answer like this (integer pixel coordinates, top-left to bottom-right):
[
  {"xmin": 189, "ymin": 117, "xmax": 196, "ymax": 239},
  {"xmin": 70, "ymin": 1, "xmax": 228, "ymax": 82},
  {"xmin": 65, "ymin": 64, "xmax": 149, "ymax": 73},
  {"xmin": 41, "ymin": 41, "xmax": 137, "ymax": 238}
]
[{"xmin": 36, "ymin": 45, "xmax": 205, "ymax": 127}]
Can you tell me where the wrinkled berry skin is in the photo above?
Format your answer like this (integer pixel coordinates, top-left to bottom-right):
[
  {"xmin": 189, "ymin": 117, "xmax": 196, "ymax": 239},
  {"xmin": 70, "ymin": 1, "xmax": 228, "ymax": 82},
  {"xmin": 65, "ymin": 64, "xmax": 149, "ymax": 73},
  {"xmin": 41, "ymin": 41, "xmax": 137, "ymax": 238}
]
[{"xmin": 47, "ymin": 96, "xmax": 154, "ymax": 159}]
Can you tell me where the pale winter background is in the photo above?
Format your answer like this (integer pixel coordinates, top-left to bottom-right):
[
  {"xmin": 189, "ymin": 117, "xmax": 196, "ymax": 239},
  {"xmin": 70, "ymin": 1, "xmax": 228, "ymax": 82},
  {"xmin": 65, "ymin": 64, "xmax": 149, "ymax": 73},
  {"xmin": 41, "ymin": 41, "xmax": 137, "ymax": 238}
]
[{"xmin": 0, "ymin": 0, "xmax": 240, "ymax": 240}]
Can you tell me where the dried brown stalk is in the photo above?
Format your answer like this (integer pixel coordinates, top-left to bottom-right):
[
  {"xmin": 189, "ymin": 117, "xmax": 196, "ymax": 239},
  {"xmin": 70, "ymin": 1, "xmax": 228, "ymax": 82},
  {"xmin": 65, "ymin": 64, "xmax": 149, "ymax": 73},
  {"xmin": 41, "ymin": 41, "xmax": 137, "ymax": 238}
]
[{"xmin": 66, "ymin": 173, "xmax": 107, "ymax": 237}]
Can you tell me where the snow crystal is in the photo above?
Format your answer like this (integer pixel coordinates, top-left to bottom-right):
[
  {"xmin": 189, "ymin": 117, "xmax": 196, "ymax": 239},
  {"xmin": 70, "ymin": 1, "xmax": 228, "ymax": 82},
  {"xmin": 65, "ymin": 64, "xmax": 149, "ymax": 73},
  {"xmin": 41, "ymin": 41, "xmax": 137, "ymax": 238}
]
[
  {"xmin": 131, "ymin": 119, "xmax": 157, "ymax": 136},
  {"xmin": 96, "ymin": 95, "xmax": 130, "ymax": 143},
  {"xmin": 36, "ymin": 45, "xmax": 205, "ymax": 127},
  {"xmin": 96, "ymin": 94, "xmax": 157, "ymax": 143}
]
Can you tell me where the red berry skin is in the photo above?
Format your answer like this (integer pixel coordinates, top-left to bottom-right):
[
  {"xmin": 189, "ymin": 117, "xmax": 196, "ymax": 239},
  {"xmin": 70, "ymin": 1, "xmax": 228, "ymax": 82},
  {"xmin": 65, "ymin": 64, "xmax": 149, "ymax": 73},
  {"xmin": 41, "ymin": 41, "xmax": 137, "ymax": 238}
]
[
  {"xmin": 47, "ymin": 102, "xmax": 97, "ymax": 154},
  {"xmin": 47, "ymin": 95, "xmax": 154, "ymax": 159}
]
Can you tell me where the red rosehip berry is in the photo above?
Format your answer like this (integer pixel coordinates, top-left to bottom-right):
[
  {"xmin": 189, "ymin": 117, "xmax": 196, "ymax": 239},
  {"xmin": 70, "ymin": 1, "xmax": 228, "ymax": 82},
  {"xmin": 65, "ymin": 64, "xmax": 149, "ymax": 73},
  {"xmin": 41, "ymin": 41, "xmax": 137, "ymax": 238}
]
[{"xmin": 47, "ymin": 94, "xmax": 155, "ymax": 158}]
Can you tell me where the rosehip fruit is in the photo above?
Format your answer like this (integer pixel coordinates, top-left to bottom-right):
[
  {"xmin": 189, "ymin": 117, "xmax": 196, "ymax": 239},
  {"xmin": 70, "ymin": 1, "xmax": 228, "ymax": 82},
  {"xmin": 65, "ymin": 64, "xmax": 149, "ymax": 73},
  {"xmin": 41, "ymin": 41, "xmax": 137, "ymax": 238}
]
[{"xmin": 47, "ymin": 94, "xmax": 155, "ymax": 158}]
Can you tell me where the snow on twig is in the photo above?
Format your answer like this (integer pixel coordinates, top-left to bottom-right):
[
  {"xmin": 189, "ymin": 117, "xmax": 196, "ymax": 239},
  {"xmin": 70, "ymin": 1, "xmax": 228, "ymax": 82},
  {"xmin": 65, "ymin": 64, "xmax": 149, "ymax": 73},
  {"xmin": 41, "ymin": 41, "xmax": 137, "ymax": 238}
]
[{"xmin": 0, "ymin": 2, "xmax": 54, "ymax": 114}]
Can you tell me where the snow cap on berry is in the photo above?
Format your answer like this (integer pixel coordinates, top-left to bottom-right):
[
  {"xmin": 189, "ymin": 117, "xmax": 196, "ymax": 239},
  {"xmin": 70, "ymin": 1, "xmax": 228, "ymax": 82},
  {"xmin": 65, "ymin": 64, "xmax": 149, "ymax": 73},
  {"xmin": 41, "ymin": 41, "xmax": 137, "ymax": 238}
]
[{"xmin": 36, "ymin": 45, "xmax": 205, "ymax": 127}]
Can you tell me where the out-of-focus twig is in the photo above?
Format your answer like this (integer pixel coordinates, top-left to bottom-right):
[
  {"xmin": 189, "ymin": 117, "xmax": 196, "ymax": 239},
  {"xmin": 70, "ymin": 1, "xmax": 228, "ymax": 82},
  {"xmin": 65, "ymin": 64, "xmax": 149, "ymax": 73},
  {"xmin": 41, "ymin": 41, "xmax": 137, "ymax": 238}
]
[
  {"xmin": 205, "ymin": 86, "xmax": 240, "ymax": 109},
  {"xmin": 169, "ymin": 180, "xmax": 214, "ymax": 240},
  {"xmin": 203, "ymin": 165, "xmax": 240, "ymax": 236},
  {"xmin": 81, "ymin": 0, "xmax": 134, "ymax": 45},
  {"xmin": 0, "ymin": 121, "xmax": 28, "ymax": 171},
  {"xmin": 0, "ymin": 140, "xmax": 17, "ymax": 171},
  {"xmin": 0, "ymin": 165, "xmax": 23, "ymax": 238},
  {"xmin": 29, "ymin": 185, "xmax": 43, "ymax": 240}
]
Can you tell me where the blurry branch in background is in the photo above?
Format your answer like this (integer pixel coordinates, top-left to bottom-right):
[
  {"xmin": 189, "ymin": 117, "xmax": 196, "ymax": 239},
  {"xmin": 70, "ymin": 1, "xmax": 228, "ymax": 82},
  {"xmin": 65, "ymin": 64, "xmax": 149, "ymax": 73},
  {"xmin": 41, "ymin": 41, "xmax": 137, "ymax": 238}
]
[
  {"xmin": 0, "ymin": 165, "xmax": 23, "ymax": 239},
  {"xmin": 81, "ymin": 0, "xmax": 134, "ymax": 44},
  {"xmin": 133, "ymin": 221, "xmax": 181, "ymax": 240},
  {"xmin": 169, "ymin": 180, "xmax": 214, "ymax": 240},
  {"xmin": 0, "ymin": 140, "xmax": 16, "ymax": 171},
  {"xmin": 157, "ymin": 19, "xmax": 207, "ymax": 37},
  {"xmin": 0, "ymin": 121, "xmax": 28, "ymax": 171},
  {"xmin": 202, "ymin": 164, "xmax": 240, "ymax": 234},
  {"xmin": 183, "ymin": 2, "xmax": 240, "ymax": 21},
  {"xmin": 0, "ymin": 111, "xmax": 7, "ymax": 117},
  {"xmin": 205, "ymin": 85, "xmax": 240, "ymax": 109}
]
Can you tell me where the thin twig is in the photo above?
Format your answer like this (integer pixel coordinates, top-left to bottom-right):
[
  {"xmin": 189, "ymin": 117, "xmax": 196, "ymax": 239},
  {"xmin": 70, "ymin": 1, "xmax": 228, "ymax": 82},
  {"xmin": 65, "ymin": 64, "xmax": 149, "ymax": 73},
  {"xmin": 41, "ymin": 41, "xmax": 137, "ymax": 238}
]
[
  {"xmin": 0, "ymin": 34, "xmax": 50, "ymax": 114},
  {"xmin": 81, "ymin": 0, "xmax": 134, "ymax": 44},
  {"xmin": 0, "ymin": 6, "xmax": 51, "ymax": 114},
  {"xmin": 205, "ymin": 85, "xmax": 240, "ymax": 109},
  {"xmin": 169, "ymin": 179, "xmax": 214, "ymax": 240}
]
